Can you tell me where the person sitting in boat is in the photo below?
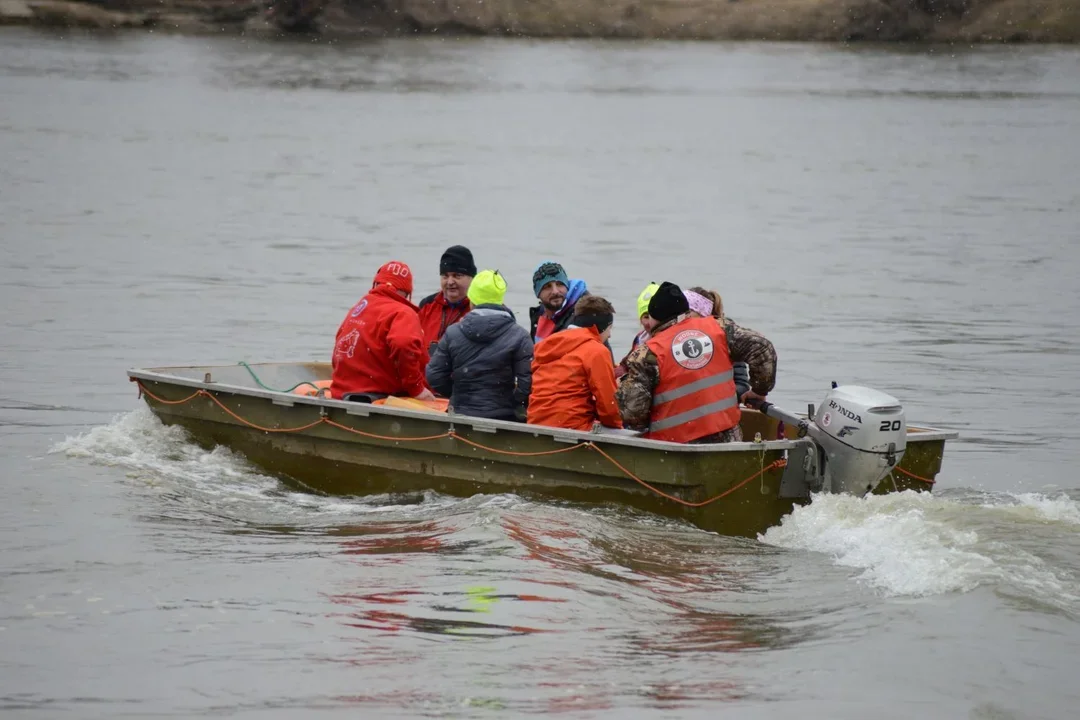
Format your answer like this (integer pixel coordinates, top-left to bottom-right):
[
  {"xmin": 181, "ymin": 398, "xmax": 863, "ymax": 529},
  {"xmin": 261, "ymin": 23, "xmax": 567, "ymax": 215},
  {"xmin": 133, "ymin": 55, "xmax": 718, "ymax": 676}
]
[
  {"xmin": 528, "ymin": 261, "xmax": 592, "ymax": 344},
  {"xmin": 616, "ymin": 282, "xmax": 776, "ymax": 444},
  {"xmin": 527, "ymin": 296, "xmax": 623, "ymax": 432},
  {"xmin": 615, "ymin": 282, "xmax": 660, "ymax": 381},
  {"xmin": 330, "ymin": 260, "xmax": 436, "ymax": 403},
  {"xmin": 684, "ymin": 286, "xmax": 767, "ymax": 407},
  {"xmin": 417, "ymin": 245, "xmax": 476, "ymax": 356},
  {"xmin": 425, "ymin": 270, "xmax": 533, "ymax": 422}
]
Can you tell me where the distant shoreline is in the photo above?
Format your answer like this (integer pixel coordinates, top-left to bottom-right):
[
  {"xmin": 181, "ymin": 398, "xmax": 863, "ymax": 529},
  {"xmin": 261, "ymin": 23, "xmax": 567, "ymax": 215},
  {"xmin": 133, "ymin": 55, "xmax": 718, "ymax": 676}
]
[{"xmin": 2, "ymin": 0, "xmax": 1078, "ymax": 44}]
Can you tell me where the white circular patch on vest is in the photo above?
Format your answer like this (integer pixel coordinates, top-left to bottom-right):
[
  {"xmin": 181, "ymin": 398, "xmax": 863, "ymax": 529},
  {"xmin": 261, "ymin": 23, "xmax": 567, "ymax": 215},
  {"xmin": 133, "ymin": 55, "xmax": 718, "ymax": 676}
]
[{"xmin": 671, "ymin": 329, "xmax": 714, "ymax": 370}]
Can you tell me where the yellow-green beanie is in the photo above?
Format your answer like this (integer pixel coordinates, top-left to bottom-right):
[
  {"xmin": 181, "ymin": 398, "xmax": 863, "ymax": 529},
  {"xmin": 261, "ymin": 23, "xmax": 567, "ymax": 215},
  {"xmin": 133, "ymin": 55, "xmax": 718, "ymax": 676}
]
[
  {"xmin": 637, "ymin": 282, "xmax": 660, "ymax": 318},
  {"xmin": 467, "ymin": 270, "xmax": 507, "ymax": 307}
]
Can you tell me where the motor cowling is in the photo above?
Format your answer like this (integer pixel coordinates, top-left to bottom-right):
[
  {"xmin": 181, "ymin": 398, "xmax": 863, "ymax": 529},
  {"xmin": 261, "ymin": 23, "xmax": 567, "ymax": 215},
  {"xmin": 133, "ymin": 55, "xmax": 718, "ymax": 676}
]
[{"xmin": 812, "ymin": 385, "xmax": 907, "ymax": 496}]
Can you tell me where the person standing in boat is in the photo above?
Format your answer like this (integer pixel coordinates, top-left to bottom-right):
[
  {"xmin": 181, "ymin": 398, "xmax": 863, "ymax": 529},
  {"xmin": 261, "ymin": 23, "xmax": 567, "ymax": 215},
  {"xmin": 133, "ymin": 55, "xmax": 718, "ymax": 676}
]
[
  {"xmin": 616, "ymin": 282, "xmax": 776, "ymax": 444},
  {"xmin": 528, "ymin": 261, "xmax": 592, "ymax": 344},
  {"xmin": 330, "ymin": 260, "xmax": 435, "ymax": 402},
  {"xmin": 425, "ymin": 270, "xmax": 533, "ymax": 421},
  {"xmin": 527, "ymin": 296, "xmax": 623, "ymax": 432},
  {"xmin": 615, "ymin": 282, "xmax": 660, "ymax": 381},
  {"xmin": 417, "ymin": 245, "xmax": 477, "ymax": 356}
]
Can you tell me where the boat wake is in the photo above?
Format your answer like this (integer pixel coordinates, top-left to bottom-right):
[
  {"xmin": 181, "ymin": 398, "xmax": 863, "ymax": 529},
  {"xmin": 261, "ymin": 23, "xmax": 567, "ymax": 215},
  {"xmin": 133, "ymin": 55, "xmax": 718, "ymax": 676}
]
[
  {"xmin": 760, "ymin": 488, "xmax": 1080, "ymax": 616},
  {"xmin": 51, "ymin": 408, "xmax": 1080, "ymax": 618},
  {"xmin": 48, "ymin": 407, "xmax": 470, "ymax": 527}
]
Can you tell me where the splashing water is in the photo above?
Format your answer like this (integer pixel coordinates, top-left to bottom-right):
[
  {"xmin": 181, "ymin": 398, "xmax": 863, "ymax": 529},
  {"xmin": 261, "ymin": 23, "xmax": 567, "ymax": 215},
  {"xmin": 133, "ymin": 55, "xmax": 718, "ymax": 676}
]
[
  {"xmin": 48, "ymin": 406, "xmax": 465, "ymax": 526},
  {"xmin": 761, "ymin": 490, "xmax": 1080, "ymax": 615},
  {"xmin": 51, "ymin": 409, "xmax": 1080, "ymax": 615}
]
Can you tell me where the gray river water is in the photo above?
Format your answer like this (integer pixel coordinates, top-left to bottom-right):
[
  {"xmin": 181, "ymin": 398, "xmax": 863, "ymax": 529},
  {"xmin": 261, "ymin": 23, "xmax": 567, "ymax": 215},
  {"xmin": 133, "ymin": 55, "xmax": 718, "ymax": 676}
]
[{"xmin": 2, "ymin": 27, "xmax": 1079, "ymax": 719}]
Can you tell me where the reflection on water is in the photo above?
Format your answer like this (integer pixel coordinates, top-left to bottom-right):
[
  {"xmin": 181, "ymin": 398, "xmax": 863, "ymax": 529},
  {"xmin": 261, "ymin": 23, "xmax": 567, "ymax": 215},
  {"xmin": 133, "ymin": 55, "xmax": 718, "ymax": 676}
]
[
  {"xmin": 314, "ymin": 506, "xmax": 812, "ymax": 711},
  {"xmin": 315, "ymin": 508, "xmax": 836, "ymax": 661},
  {"xmin": 329, "ymin": 587, "xmax": 553, "ymax": 637}
]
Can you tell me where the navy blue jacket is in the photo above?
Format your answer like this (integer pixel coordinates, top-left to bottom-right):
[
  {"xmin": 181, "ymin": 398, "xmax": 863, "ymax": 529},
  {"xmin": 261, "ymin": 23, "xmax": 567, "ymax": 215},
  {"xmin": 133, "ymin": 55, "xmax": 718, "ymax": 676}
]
[{"xmin": 426, "ymin": 305, "xmax": 533, "ymax": 421}]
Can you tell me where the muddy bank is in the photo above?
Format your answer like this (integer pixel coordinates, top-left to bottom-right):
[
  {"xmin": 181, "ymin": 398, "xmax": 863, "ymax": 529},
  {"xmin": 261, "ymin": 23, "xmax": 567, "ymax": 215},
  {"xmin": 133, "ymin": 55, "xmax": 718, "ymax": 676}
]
[{"xmin": 2, "ymin": 0, "xmax": 1078, "ymax": 42}]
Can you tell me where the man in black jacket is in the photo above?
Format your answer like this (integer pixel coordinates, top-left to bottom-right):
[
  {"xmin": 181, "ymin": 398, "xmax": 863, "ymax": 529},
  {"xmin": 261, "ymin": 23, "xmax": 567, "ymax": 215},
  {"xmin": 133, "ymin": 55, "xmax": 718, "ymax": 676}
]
[{"xmin": 426, "ymin": 270, "xmax": 532, "ymax": 421}]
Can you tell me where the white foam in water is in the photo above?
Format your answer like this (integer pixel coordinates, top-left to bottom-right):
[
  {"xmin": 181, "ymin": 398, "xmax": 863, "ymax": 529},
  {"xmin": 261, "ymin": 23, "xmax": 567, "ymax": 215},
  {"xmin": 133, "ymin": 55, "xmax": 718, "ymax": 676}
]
[
  {"xmin": 49, "ymin": 407, "xmax": 457, "ymax": 520},
  {"xmin": 990, "ymin": 492, "xmax": 1080, "ymax": 526},
  {"xmin": 54, "ymin": 411, "xmax": 1080, "ymax": 611},
  {"xmin": 761, "ymin": 491, "xmax": 1080, "ymax": 614},
  {"xmin": 52, "ymin": 406, "xmax": 281, "ymax": 494},
  {"xmin": 761, "ymin": 491, "xmax": 995, "ymax": 596}
]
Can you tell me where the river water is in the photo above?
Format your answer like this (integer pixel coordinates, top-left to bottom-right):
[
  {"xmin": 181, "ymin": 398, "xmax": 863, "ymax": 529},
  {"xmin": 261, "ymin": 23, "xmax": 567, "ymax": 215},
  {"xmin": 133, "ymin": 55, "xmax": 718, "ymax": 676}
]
[{"xmin": 2, "ymin": 27, "xmax": 1079, "ymax": 719}]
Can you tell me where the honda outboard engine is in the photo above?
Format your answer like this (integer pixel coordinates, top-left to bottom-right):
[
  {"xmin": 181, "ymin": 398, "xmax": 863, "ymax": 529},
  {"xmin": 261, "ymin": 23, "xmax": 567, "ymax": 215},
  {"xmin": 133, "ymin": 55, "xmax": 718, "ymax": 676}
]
[
  {"xmin": 755, "ymin": 385, "xmax": 907, "ymax": 497},
  {"xmin": 812, "ymin": 385, "xmax": 906, "ymax": 496}
]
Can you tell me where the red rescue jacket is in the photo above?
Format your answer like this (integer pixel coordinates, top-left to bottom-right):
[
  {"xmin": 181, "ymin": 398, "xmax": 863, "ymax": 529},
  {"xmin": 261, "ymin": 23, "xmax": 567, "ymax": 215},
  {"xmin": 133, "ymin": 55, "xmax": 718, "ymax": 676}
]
[
  {"xmin": 417, "ymin": 292, "xmax": 471, "ymax": 356},
  {"xmin": 330, "ymin": 285, "xmax": 430, "ymax": 399},
  {"xmin": 645, "ymin": 317, "xmax": 740, "ymax": 443}
]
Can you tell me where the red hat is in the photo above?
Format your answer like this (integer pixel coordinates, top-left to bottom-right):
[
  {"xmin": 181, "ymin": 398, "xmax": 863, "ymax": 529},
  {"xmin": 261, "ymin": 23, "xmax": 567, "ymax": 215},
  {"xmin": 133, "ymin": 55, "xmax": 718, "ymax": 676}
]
[{"xmin": 373, "ymin": 260, "xmax": 413, "ymax": 295}]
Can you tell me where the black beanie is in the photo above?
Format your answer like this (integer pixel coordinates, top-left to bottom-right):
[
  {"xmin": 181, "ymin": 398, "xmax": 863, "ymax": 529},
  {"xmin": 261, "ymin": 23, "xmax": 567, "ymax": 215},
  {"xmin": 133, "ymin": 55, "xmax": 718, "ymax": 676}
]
[
  {"xmin": 440, "ymin": 245, "xmax": 476, "ymax": 277},
  {"xmin": 648, "ymin": 281, "xmax": 689, "ymax": 324}
]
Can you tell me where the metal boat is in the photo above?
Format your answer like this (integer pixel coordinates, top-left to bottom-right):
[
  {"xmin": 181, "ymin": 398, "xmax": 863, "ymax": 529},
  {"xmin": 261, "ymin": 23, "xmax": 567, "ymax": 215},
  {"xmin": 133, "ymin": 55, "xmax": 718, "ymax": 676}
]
[{"xmin": 127, "ymin": 362, "xmax": 957, "ymax": 537}]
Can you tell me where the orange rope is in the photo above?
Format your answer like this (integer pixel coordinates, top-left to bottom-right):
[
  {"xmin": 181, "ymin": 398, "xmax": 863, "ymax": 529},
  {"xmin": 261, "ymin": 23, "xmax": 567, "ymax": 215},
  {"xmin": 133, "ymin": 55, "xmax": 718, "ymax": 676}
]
[
  {"xmin": 135, "ymin": 385, "xmax": 202, "ymax": 405},
  {"xmin": 136, "ymin": 382, "xmax": 204, "ymax": 406},
  {"xmin": 136, "ymin": 381, "xmax": 453, "ymax": 440},
  {"xmin": 324, "ymin": 417, "xmax": 450, "ymax": 443},
  {"xmin": 588, "ymin": 442, "xmax": 786, "ymax": 508},
  {"xmin": 201, "ymin": 391, "xmax": 325, "ymax": 433},
  {"xmin": 450, "ymin": 432, "xmax": 584, "ymax": 457},
  {"xmin": 130, "ymin": 380, "xmax": 833, "ymax": 507},
  {"xmin": 894, "ymin": 465, "xmax": 936, "ymax": 485}
]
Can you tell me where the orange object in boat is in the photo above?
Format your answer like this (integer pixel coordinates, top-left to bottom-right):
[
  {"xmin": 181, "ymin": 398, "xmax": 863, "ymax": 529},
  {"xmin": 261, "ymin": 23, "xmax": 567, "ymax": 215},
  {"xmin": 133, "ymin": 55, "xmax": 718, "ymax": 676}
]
[
  {"xmin": 373, "ymin": 396, "xmax": 449, "ymax": 414},
  {"xmin": 293, "ymin": 379, "xmax": 333, "ymax": 397},
  {"xmin": 291, "ymin": 382, "xmax": 446, "ymax": 413}
]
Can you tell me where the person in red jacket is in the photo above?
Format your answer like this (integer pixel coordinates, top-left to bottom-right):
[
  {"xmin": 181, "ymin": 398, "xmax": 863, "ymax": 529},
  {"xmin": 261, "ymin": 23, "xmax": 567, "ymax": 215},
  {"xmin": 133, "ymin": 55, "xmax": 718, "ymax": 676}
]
[
  {"xmin": 330, "ymin": 260, "xmax": 435, "ymax": 402},
  {"xmin": 417, "ymin": 245, "xmax": 476, "ymax": 355},
  {"xmin": 527, "ymin": 296, "xmax": 623, "ymax": 432}
]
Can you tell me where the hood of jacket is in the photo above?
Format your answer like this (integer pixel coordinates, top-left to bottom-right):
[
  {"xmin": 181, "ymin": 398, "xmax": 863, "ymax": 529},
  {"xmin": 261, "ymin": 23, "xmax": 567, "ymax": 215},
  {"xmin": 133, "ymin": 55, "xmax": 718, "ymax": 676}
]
[
  {"xmin": 458, "ymin": 305, "xmax": 517, "ymax": 344},
  {"xmin": 368, "ymin": 284, "xmax": 420, "ymax": 312},
  {"xmin": 533, "ymin": 326, "xmax": 602, "ymax": 363},
  {"xmin": 553, "ymin": 279, "xmax": 588, "ymax": 319}
]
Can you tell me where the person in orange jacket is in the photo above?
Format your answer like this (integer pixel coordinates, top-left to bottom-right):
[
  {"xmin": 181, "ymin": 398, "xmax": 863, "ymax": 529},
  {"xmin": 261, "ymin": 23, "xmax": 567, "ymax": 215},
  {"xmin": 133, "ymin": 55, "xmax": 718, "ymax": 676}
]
[
  {"xmin": 330, "ymin": 260, "xmax": 435, "ymax": 402},
  {"xmin": 527, "ymin": 296, "xmax": 623, "ymax": 432}
]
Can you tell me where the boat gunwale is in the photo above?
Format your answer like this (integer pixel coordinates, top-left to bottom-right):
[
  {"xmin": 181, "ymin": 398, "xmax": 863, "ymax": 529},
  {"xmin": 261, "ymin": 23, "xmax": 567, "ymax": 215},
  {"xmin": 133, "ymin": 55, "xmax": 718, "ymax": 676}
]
[{"xmin": 127, "ymin": 366, "xmax": 960, "ymax": 449}]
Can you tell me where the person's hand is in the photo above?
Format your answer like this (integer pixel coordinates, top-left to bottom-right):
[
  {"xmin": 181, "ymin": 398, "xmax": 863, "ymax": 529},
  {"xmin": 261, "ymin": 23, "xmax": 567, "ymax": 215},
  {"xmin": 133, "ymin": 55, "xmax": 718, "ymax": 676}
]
[
  {"xmin": 413, "ymin": 388, "xmax": 436, "ymax": 402},
  {"xmin": 741, "ymin": 390, "xmax": 767, "ymax": 409}
]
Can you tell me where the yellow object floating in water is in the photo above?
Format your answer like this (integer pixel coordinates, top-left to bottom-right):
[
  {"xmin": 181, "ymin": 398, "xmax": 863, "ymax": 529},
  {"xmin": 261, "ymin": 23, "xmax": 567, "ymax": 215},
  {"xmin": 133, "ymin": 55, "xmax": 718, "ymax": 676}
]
[{"xmin": 465, "ymin": 585, "xmax": 497, "ymax": 613}]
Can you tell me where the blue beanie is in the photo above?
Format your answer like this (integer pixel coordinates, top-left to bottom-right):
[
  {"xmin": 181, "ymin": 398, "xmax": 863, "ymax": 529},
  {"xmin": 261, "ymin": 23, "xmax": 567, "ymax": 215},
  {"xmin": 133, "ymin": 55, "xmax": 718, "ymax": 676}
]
[{"xmin": 532, "ymin": 261, "xmax": 569, "ymax": 297}]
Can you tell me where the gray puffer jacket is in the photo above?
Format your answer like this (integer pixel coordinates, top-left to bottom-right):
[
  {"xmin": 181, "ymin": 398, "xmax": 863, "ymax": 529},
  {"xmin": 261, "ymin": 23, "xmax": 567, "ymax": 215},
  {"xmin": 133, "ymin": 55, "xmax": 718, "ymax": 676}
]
[{"xmin": 425, "ymin": 304, "xmax": 533, "ymax": 421}]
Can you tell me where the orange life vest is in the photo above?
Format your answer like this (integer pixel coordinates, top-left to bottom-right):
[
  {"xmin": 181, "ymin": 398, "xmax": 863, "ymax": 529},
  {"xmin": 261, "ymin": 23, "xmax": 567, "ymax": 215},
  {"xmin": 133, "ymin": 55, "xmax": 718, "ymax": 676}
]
[{"xmin": 645, "ymin": 316, "xmax": 740, "ymax": 443}]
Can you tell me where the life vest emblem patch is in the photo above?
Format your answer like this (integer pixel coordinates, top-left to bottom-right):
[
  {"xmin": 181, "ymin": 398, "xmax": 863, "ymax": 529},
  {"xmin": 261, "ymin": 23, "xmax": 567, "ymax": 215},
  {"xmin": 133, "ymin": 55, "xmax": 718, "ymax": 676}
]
[{"xmin": 671, "ymin": 329, "xmax": 714, "ymax": 370}]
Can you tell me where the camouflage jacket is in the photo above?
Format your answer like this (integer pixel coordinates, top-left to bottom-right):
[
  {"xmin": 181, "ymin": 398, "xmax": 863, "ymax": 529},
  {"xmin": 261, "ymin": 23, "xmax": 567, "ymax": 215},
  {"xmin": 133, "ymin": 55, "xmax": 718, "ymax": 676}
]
[{"xmin": 615, "ymin": 315, "xmax": 777, "ymax": 431}]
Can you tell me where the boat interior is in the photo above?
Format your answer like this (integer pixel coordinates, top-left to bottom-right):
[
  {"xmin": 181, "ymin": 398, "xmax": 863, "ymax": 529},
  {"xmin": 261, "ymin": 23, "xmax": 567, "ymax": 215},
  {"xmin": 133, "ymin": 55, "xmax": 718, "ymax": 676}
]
[{"xmin": 129, "ymin": 361, "xmax": 952, "ymax": 446}]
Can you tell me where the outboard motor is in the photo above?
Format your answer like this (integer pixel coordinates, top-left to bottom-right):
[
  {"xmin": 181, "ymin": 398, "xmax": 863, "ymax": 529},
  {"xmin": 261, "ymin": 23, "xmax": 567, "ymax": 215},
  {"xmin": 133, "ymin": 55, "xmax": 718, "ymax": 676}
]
[
  {"xmin": 812, "ymin": 386, "xmax": 906, "ymax": 496},
  {"xmin": 755, "ymin": 385, "xmax": 906, "ymax": 497}
]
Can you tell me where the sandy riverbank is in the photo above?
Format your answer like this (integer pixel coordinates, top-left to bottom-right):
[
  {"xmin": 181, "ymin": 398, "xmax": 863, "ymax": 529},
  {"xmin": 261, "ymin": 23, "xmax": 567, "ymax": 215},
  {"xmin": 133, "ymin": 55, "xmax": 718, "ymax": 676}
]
[{"xmin": 1, "ymin": 0, "xmax": 1078, "ymax": 42}]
